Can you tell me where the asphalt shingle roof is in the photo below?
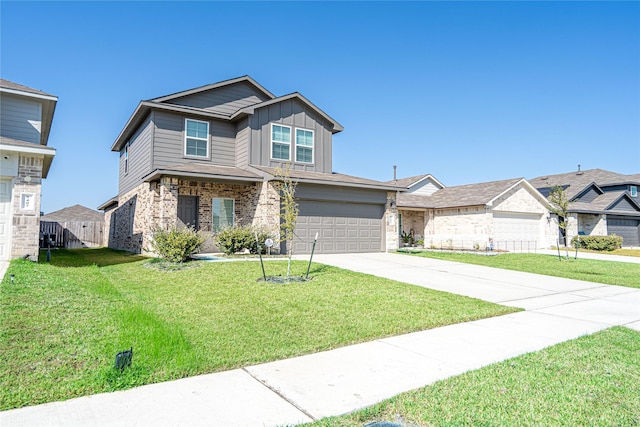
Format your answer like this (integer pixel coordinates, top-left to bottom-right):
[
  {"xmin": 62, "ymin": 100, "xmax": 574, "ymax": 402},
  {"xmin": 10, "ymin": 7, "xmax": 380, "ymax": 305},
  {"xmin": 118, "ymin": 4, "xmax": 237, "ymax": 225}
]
[
  {"xmin": 42, "ymin": 205, "xmax": 104, "ymax": 222},
  {"xmin": 397, "ymin": 177, "xmax": 524, "ymax": 209},
  {"xmin": 0, "ymin": 79, "xmax": 55, "ymax": 97}
]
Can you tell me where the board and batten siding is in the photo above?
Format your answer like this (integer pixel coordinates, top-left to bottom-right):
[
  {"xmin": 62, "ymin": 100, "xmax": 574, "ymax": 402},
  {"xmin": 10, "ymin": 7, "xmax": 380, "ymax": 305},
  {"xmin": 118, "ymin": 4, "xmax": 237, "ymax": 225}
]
[
  {"xmin": 152, "ymin": 111, "xmax": 236, "ymax": 169},
  {"xmin": 235, "ymin": 117, "xmax": 250, "ymax": 167},
  {"xmin": 0, "ymin": 94, "xmax": 41, "ymax": 144},
  {"xmin": 248, "ymin": 99, "xmax": 333, "ymax": 173},
  {"xmin": 164, "ymin": 81, "xmax": 271, "ymax": 116},
  {"xmin": 119, "ymin": 115, "xmax": 153, "ymax": 195}
]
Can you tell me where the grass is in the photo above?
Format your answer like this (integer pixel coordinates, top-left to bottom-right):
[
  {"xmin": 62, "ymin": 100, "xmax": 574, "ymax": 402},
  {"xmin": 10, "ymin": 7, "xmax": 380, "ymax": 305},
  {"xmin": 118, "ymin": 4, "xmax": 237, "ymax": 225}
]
[
  {"xmin": 311, "ymin": 326, "xmax": 640, "ymax": 426},
  {"xmin": 575, "ymin": 247, "xmax": 640, "ymax": 257},
  {"xmin": 0, "ymin": 248, "xmax": 518, "ymax": 410},
  {"xmin": 399, "ymin": 250, "xmax": 640, "ymax": 288}
]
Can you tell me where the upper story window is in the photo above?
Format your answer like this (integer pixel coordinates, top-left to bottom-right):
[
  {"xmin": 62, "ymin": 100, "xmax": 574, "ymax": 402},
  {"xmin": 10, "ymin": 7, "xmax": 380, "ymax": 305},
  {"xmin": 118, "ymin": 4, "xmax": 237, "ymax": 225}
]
[
  {"xmin": 124, "ymin": 143, "xmax": 129, "ymax": 173},
  {"xmin": 631, "ymin": 186, "xmax": 638, "ymax": 197},
  {"xmin": 295, "ymin": 129, "xmax": 314, "ymax": 163},
  {"xmin": 271, "ymin": 124, "xmax": 291, "ymax": 161},
  {"xmin": 185, "ymin": 119, "xmax": 209, "ymax": 158}
]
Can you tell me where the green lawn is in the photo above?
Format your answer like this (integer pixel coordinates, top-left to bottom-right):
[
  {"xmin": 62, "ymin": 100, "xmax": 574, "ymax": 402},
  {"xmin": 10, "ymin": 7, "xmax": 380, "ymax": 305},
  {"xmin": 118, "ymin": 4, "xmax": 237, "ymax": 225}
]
[
  {"xmin": 311, "ymin": 326, "xmax": 640, "ymax": 426},
  {"xmin": 0, "ymin": 248, "xmax": 517, "ymax": 410},
  {"xmin": 399, "ymin": 250, "xmax": 640, "ymax": 288}
]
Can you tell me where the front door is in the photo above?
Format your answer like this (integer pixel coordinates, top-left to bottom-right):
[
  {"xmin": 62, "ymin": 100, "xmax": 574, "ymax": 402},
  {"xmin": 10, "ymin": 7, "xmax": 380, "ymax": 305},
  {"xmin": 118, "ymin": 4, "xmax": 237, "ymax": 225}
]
[{"xmin": 177, "ymin": 196, "xmax": 198, "ymax": 230}]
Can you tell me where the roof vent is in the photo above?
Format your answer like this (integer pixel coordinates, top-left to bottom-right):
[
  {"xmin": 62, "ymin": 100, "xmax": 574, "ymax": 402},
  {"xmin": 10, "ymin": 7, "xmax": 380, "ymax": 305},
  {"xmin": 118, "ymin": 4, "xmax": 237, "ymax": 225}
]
[{"xmin": 576, "ymin": 164, "xmax": 583, "ymax": 175}]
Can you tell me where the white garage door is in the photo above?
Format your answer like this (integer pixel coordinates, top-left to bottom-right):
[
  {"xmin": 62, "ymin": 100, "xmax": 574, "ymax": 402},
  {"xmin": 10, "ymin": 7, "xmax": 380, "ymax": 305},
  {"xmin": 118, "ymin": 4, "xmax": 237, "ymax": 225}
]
[
  {"xmin": 0, "ymin": 179, "xmax": 12, "ymax": 260},
  {"xmin": 293, "ymin": 200, "xmax": 384, "ymax": 254},
  {"xmin": 493, "ymin": 211, "xmax": 541, "ymax": 252}
]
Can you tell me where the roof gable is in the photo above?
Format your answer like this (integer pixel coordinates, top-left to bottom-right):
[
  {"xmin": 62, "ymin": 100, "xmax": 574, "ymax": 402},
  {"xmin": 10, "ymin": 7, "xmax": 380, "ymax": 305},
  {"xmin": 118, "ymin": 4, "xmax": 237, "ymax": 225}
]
[
  {"xmin": 570, "ymin": 191, "xmax": 640, "ymax": 214},
  {"xmin": 153, "ymin": 79, "xmax": 273, "ymax": 116},
  {"xmin": 150, "ymin": 76, "xmax": 275, "ymax": 103},
  {"xmin": 0, "ymin": 79, "xmax": 58, "ymax": 147}
]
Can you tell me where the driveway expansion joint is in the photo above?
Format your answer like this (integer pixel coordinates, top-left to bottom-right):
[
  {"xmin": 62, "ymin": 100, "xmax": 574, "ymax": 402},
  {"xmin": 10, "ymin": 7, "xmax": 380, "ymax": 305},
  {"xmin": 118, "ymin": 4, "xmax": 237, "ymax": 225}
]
[{"xmin": 241, "ymin": 367, "xmax": 317, "ymax": 421}]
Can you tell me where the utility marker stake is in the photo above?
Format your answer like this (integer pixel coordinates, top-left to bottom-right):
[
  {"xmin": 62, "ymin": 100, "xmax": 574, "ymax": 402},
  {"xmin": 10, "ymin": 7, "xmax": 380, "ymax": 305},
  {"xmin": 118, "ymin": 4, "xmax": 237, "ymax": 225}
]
[{"xmin": 305, "ymin": 233, "xmax": 318, "ymax": 279}]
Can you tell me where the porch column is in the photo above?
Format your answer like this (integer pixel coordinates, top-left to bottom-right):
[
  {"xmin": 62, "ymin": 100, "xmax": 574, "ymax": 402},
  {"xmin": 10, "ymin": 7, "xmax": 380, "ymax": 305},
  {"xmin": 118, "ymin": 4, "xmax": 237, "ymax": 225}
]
[
  {"xmin": 159, "ymin": 177, "xmax": 179, "ymax": 229},
  {"xmin": 385, "ymin": 192, "xmax": 399, "ymax": 251}
]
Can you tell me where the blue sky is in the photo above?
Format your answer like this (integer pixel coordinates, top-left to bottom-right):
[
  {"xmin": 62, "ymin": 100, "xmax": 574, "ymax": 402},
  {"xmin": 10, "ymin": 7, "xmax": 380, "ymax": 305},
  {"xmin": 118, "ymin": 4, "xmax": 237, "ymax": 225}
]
[{"xmin": 2, "ymin": 1, "xmax": 639, "ymax": 213}]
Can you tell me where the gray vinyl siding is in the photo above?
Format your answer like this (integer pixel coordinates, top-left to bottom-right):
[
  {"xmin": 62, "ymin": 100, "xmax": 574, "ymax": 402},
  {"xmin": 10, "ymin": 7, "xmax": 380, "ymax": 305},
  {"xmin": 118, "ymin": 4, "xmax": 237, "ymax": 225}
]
[
  {"xmin": 574, "ymin": 186, "xmax": 601, "ymax": 203},
  {"xmin": 0, "ymin": 94, "xmax": 41, "ymax": 144},
  {"xmin": 119, "ymin": 115, "xmax": 153, "ymax": 195},
  {"xmin": 163, "ymin": 81, "xmax": 271, "ymax": 116},
  {"xmin": 296, "ymin": 183, "xmax": 388, "ymax": 204},
  {"xmin": 235, "ymin": 117, "xmax": 250, "ymax": 167},
  {"xmin": 608, "ymin": 197, "xmax": 640, "ymax": 213},
  {"xmin": 248, "ymin": 99, "xmax": 333, "ymax": 173},
  {"xmin": 409, "ymin": 179, "xmax": 441, "ymax": 196},
  {"xmin": 152, "ymin": 111, "xmax": 236, "ymax": 169}
]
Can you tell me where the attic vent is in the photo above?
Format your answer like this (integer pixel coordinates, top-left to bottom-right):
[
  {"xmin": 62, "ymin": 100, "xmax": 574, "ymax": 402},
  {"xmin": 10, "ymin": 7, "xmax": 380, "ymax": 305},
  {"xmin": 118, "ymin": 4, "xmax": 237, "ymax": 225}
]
[{"xmin": 576, "ymin": 164, "xmax": 583, "ymax": 175}]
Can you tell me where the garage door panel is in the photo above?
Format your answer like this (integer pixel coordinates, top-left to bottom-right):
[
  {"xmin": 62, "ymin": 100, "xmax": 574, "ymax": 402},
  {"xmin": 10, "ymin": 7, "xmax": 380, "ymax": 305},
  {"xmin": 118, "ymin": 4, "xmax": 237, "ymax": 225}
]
[
  {"xmin": 294, "ymin": 200, "xmax": 384, "ymax": 254},
  {"xmin": 608, "ymin": 217, "xmax": 640, "ymax": 247}
]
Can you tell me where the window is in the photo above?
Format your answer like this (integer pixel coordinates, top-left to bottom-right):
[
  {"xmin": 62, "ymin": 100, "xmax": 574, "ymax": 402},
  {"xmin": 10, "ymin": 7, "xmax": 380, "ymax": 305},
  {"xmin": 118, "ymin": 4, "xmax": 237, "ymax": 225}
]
[
  {"xmin": 295, "ymin": 128, "xmax": 314, "ymax": 163},
  {"xmin": 124, "ymin": 143, "xmax": 129, "ymax": 173},
  {"xmin": 185, "ymin": 119, "xmax": 209, "ymax": 157},
  {"xmin": 212, "ymin": 198, "xmax": 234, "ymax": 232},
  {"xmin": 271, "ymin": 124, "xmax": 291, "ymax": 160},
  {"xmin": 631, "ymin": 186, "xmax": 638, "ymax": 198}
]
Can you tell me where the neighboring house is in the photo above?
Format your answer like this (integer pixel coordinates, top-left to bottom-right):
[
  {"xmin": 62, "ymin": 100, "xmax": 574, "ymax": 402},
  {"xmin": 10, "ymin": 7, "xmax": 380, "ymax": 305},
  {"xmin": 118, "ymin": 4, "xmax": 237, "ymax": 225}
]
[
  {"xmin": 0, "ymin": 79, "xmax": 57, "ymax": 261},
  {"xmin": 393, "ymin": 176, "xmax": 556, "ymax": 252},
  {"xmin": 530, "ymin": 168, "xmax": 640, "ymax": 247},
  {"xmin": 40, "ymin": 205, "xmax": 104, "ymax": 249},
  {"xmin": 100, "ymin": 76, "xmax": 400, "ymax": 255}
]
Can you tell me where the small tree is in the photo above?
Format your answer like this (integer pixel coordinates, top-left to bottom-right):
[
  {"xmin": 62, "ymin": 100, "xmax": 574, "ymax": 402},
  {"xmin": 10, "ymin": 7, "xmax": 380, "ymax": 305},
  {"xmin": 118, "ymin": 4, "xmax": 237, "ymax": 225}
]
[
  {"xmin": 272, "ymin": 163, "xmax": 299, "ymax": 278},
  {"xmin": 548, "ymin": 185, "xmax": 570, "ymax": 259}
]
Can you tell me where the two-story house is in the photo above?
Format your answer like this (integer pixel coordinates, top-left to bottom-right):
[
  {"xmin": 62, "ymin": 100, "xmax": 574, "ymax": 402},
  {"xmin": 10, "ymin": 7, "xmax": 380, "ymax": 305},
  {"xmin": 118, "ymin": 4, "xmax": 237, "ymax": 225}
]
[
  {"xmin": 530, "ymin": 168, "xmax": 640, "ymax": 247},
  {"xmin": 0, "ymin": 79, "xmax": 57, "ymax": 261},
  {"xmin": 100, "ymin": 76, "xmax": 400, "ymax": 255}
]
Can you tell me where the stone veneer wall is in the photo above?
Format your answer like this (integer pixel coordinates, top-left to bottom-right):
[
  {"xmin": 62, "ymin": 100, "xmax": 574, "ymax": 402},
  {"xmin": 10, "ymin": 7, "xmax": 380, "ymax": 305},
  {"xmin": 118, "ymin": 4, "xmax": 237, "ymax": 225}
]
[
  {"xmin": 399, "ymin": 210, "xmax": 426, "ymax": 239},
  {"xmin": 425, "ymin": 206, "xmax": 492, "ymax": 250},
  {"xmin": 577, "ymin": 213, "xmax": 606, "ymax": 237},
  {"xmin": 11, "ymin": 155, "xmax": 43, "ymax": 261},
  {"xmin": 385, "ymin": 191, "xmax": 399, "ymax": 251}
]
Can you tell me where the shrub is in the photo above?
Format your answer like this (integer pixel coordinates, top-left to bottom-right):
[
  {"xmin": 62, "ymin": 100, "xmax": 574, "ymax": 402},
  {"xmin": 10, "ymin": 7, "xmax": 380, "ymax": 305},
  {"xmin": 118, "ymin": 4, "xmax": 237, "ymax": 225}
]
[
  {"xmin": 214, "ymin": 225, "xmax": 274, "ymax": 255},
  {"xmin": 571, "ymin": 234, "xmax": 623, "ymax": 252},
  {"xmin": 149, "ymin": 226, "xmax": 206, "ymax": 262}
]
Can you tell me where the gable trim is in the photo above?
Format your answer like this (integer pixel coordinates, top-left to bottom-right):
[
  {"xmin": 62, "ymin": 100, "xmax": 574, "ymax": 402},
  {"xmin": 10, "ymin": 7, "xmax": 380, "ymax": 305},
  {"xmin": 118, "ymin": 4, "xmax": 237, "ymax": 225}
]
[{"xmin": 485, "ymin": 179, "xmax": 549, "ymax": 208}]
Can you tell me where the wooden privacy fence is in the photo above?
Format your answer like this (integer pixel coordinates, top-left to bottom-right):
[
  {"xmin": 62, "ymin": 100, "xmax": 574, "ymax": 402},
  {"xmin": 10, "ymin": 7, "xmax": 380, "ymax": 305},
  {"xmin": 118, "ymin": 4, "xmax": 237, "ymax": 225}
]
[{"xmin": 40, "ymin": 221, "xmax": 104, "ymax": 249}]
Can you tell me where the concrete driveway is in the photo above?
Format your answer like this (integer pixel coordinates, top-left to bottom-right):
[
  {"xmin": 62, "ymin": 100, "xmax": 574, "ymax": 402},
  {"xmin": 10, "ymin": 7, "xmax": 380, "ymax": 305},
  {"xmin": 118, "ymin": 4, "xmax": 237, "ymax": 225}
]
[{"xmin": 2, "ymin": 252, "xmax": 639, "ymax": 426}]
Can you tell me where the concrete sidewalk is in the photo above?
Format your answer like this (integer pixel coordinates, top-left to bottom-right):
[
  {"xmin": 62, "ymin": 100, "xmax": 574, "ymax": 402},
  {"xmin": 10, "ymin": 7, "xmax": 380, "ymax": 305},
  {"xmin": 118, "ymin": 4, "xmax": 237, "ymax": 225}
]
[{"xmin": 2, "ymin": 253, "xmax": 639, "ymax": 426}]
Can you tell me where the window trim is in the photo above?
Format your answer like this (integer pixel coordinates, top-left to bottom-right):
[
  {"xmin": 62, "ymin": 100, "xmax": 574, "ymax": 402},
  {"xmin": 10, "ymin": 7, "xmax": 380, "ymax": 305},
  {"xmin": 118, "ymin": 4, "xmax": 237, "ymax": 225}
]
[
  {"xmin": 184, "ymin": 118, "xmax": 210, "ymax": 158},
  {"xmin": 294, "ymin": 127, "xmax": 314, "ymax": 164},
  {"xmin": 270, "ymin": 123, "xmax": 292, "ymax": 161},
  {"xmin": 631, "ymin": 186, "xmax": 638, "ymax": 198},
  {"xmin": 124, "ymin": 143, "xmax": 129, "ymax": 174},
  {"xmin": 212, "ymin": 197, "xmax": 235, "ymax": 232}
]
